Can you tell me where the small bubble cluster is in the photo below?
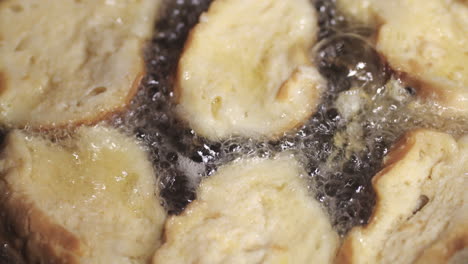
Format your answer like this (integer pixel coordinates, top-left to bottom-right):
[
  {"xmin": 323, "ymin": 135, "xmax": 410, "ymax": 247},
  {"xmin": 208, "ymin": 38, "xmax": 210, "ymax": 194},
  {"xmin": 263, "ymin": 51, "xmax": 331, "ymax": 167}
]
[{"xmin": 116, "ymin": 0, "xmax": 468, "ymax": 235}]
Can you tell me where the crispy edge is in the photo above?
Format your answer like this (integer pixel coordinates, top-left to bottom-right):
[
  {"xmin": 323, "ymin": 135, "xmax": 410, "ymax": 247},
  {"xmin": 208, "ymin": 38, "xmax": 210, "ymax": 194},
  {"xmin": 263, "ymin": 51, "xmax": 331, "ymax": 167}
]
[
  {"xmin": 2, "ymin": 37, "xmax": 147, "ymax": 130},
  {"xmin": 336, "ymin": 129, "xmax": 427, "ymax": 264},
  {"xmin": 0, "ymin": 132, "xmax": 82, "ymax": 263},
  {"xmin": 0, "ymin": 188, "xmax": 82, "ymax": 263},
  {"xmin": 0, "ymin": 72, "xmax": 6, "ymax": 95},
  {"xmin": 376, "ymin": 27, "xmax": 468, "ymax": 115}
]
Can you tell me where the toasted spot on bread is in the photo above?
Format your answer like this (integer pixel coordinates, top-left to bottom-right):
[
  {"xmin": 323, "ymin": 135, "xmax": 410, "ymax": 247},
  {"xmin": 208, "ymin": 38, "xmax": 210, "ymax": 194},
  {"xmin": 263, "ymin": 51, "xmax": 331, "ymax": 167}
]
[
  {"xmin": 0, "ymin": 0, "xmax": 161, "ymax": 128},
  {"xmin": 176, "ymin": 0, "xmax": 325, "ymax": 140},
  {"xmin": 153, "ymin": 155, "xmax": 339, "ymax": 264},
  {"xmin": 337, "ymin": 129, "xmax": 468, "ymax": 264},
  {"xmin": 0, "ymin": 126, "xmax": 166, "ymax": 263}
]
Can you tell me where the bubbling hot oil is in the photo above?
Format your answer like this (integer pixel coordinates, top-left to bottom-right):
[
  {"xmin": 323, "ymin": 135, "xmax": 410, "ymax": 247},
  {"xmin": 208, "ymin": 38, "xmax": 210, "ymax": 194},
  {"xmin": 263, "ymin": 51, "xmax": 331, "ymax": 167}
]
[
  {"xmin": 1, "ymin": 1, "xmax": 466, "ymax": 262},
  {"xmin": 115, "ymin": 0, "xmax": 468, "ymax": 235}
]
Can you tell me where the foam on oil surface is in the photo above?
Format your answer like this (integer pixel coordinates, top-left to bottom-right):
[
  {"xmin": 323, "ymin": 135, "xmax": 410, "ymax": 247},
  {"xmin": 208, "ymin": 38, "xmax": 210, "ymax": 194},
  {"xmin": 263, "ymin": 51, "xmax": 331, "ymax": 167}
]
[
  {"xmin": 114, "ymin": 0, "xmax": 468, "ymax": 236},
  {"xmin": 113, "ymin": 0, "xmax": 214, "ymax": 215},
  {"xmin": 0, "ymin": 8, "xmax": 464, "ymax": 263}
]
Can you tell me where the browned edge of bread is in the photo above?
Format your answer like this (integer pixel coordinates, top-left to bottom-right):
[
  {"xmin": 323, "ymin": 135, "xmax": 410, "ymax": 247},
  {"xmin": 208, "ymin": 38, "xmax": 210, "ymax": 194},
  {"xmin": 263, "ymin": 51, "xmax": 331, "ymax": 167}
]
[
  {"xmin": 336, "ymin": 128, "xmax": 467, "ymax": 263},
  {"xmin": 335, "ymin": 129, "xmax": 423, "ymax": 264},
  {"xmin": 0, "ymin": 185, "xmax": 82, "ymax": 263},
  {"xmin": 0, "ymin": 72, "xmax": 5, "ymax": 95},
  {"xmin": 34, "ymin": 68, "xmax": 144, "ymax": 132},
  {"xmin": 375, "ymin": 26, "xmax": 466, "ymax": 115}
]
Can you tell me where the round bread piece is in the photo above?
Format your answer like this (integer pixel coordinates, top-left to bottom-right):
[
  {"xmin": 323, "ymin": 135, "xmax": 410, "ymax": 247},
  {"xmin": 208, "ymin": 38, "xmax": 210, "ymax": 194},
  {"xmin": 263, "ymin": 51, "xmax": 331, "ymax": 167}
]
[
  {"xmin": 0, "ymin": 126, "xmax": 166, "ymax": 263},
  {"xmin": 338, "ymin": 0, "xmax": 468, "ymax": 116},
  {"xmin": 0, "ymin": 0, "xmax": 161, "ymax": 128},
  {"xmin": 337, "ymin": 129, "xmax": 468, "ymax": 264},
  {"xmin": 153, "ymin": 155, "xmax": 339, "ymax": 264},
  {"xmin": 176, "ymin": 0, "xmax": 325, "ymax": 140}
]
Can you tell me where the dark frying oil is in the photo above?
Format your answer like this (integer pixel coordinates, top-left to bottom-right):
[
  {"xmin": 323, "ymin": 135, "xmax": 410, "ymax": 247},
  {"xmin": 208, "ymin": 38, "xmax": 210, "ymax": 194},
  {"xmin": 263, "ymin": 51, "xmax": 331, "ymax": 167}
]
[
  {"xmin": 116, "ymin": 0, "xmax": 467, "ymax": 236},
  {"xmin": 114, "ymin": 0, "xmax": 215, "ymax": 214},
  {"xmin": 2, "ymin": 0, "xmax": 467, "ymax": 262}
]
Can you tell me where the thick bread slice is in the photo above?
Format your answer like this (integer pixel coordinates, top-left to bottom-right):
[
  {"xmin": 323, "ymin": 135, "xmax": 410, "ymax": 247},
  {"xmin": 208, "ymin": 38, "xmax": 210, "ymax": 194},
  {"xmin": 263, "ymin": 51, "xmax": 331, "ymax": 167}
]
[
  {"xmin": 176, "ymin": 0, "xmax": 325, "ymax": 140},
  {"xmin": 338, "ymin": 0, "xmax": 468, "ymax": 115},
  {"xmin": 337, "ymin": 129, "xmax": 468, "ymax": 264},
  {"xmin": 0, "ymin": 126, "xmax": 166, "ymax": 263},
  {"xmin": 153, "ymin": 155, "xmax": 339, "ymax": 264},
  {"xmin": 0, "ymin": 0, "xmax": 161, "ymax": 127}
]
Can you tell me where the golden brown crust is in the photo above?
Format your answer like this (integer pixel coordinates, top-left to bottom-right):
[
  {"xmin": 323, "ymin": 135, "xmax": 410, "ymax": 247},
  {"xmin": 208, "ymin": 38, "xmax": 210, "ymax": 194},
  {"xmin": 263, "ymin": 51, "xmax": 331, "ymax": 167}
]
[
  {"xmin": 25, "ymin": 65, "xmax": 145, "ymax": 132},
  {"xmin": 0, "ymin": 126, "xmax": 167, "ymax": 263},
  {"xmin": 0, "ymin": 189, "xmax": 82, "ymax": 264},
  {"xmin": 69, "ymin": 67, "xmax": 145, "ymax": 128},
  {"xmin": 376, "ymin": 130, "xmax": 417, "ymax": 171},
  {"xmin": 337, "ymin": 129, "xmax": 467, "ymax": 264},
  {"xmin": 0, "ymin": 0, "xmax": 160, "ymax": 129},
  {"xmin": 357, "ymin": 129, "xmax": 419, "ymax": 230},
  {"xmin": 0, "ymin": 71, "xmax": 5, "ymax": 95},
  {"xmin": 335, "ymin": 240, "xmax": 353, "ymax": 264},
  {"xmin": 63, "ymin": 45, "xmax": 146, "ymax": 129}
]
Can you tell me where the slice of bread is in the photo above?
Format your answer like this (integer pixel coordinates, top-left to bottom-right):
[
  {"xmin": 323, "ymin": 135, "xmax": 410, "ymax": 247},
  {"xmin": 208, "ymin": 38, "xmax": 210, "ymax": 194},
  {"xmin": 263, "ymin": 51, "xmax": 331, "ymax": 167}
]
[
  {"xmin": 153, "ymin": 154, "xmax": 339, "ymax": 264},
  {"xmin": 0, "ymin": 126, "xmax": 166, "ymax": 263},
  {"xmin": 339, "ymin": 0, "xmax": 468, "ymax": 116},
  {"xmin": 175, "ymin": 0, "xmax": 325, "ymax": 140},
  {"xmin": 0, "ymin": 0, "xmax": 161, "ymax": 128},
  {"xmin": 337, "ymin": 129, "xmax": 468, "ymax": 264}
]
